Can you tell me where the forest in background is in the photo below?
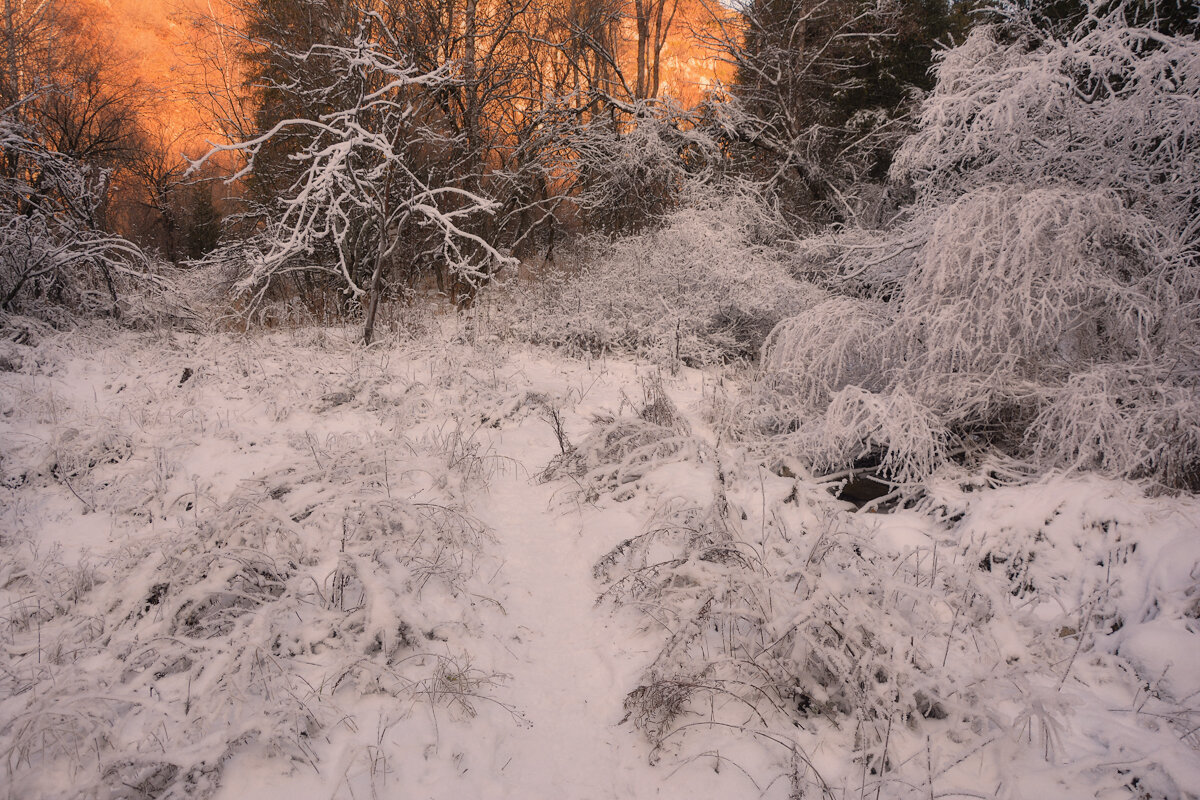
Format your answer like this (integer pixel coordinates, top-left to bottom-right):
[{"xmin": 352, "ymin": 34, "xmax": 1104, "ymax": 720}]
[{"xmin": 2, "ymin": 0, "xmax": 966, "ymax": 296}]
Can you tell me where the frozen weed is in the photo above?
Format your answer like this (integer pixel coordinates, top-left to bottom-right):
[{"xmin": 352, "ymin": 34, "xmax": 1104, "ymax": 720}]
[
  {"xmin": 566, "ymin": 411, "xmax": 1200, "ymax": 798},
  {"xmin": 542, "ymin": 415, "xmax": 701, "ymax": 502},
  {"xmin": 0, "ymin": 328, "xmax": 515, "ymax": 800}
]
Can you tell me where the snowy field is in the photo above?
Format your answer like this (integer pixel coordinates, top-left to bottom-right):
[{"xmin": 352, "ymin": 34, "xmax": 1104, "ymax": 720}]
[{"xmin": 2, "ymin": 321, "xmax": 1199, "ymax": 799}]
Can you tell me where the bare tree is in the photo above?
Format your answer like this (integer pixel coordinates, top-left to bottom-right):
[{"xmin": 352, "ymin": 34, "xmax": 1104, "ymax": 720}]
[
  {"xmin": 0, "ymin": 0, "xmax": 160, "ymax": 319},
  {"xmin": 181, "ymin": 0, "xmax": 258, "ymax": 148},
  {"xmin": 633, "ymin": 0, "xmax": 682, "ymax": 99},
  {"xmin": 192, "ymin": 11, "xmax": 514, "ymax": 343}
]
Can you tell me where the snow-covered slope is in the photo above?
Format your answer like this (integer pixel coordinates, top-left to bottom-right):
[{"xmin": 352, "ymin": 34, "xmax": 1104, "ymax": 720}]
[{"xmin": 1, "ymin": 323, "xmax": 1197, "ymax": 799}]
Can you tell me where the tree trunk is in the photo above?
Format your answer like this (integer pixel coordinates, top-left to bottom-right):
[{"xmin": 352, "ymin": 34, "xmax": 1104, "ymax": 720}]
[
  {"xmin": 363, "ymin": 250, "xmax": 385, "ymax": 345},
  {"xmin": 463, "ymin": 0, "xmax": 480, "ymax": 157},
  {"xmin": 635, "ymin": 0, "xmax": 649, "ymax": 98},
  {"xmin": 363, "ymin": 199, "xmax": 389, "ymax": 345}
]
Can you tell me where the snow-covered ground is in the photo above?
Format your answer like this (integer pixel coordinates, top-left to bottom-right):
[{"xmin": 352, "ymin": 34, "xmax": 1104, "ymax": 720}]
[{"xmin": 2, "ymin": 322, "xmax": 1198, "ymax": 799}]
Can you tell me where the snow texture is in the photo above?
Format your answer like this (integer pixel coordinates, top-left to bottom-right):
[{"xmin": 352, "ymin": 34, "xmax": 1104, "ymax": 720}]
[{"xmin": 2, "ymin": 318, "xmax": 1197, "ymax": 799}]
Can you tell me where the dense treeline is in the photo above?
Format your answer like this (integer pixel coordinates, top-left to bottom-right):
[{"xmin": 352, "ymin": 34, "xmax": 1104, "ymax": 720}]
[
  {"xmin": 177, "ymin": 0, "xmax": 963, "ymax": 336},
  {"xmin": 0, "ymin": 0, "xmax": 960, "ymax": 324}
]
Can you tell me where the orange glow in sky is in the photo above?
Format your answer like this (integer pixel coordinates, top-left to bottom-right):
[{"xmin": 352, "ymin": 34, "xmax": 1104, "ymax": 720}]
[
  {"xmin": 79, "ymin": 0, "xmax": 730, "ymax": 147},
  {"xmin": 77, "ymin": 0, "xmax": 213, "ymax": 144}
]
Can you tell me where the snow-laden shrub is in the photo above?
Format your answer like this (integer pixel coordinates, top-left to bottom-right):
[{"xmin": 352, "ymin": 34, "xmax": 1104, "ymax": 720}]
[
  {"xmin": 575, "ymin": 422, "xmax": 1200, "ymax": 797},
  {"xmin": 755, "ymin": 8, "xmax": 1200, "ymax": 489},
  {"xmin": 760, "ymin": 296, "xmax": 892, "ymax": 411},
  {"xmin": 787, "ymin": 222, "xmax": 929, "ymax": 298},
  {"xmin": 0, "ymin": 116, "xmax": 189, "ymax": 329},
  {"xmin": 893, "ymin": 18, "xmax": 1200, "ymax": 230},
  {"xmin": 901, "ymin": 186, "xmax": 1165, "ymax": 375},
  {"xmin": 1027, "ymin": 364, "xmax": 1200, "ymax": 489},
  {"xmin": 797, "ymin": 385, "xmax": 953, "ymax": 486},
  {"xmin": 490, "ymin": 181, "xmax": 825, "ymax": 368},
  {"xmin": 1, "ymin": 484, "xmax": 498, "ymax": 799},
  {"xmin": 889, "ymin": 182, "xmax": 1185, "ymax": 441}
]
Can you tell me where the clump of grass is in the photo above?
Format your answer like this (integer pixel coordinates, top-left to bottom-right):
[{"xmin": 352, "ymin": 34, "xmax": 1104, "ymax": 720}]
[{"xmin": 0, "ymin": 328, "xmax": 515, "ymax": 799}]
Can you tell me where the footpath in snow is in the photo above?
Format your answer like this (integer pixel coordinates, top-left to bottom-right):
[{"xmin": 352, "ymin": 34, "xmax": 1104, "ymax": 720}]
[
  {"xmin": 374, "ymin": 358, "xmax": 774, "ymax": 799},
  {"xmin": 476, "ymin": 445, "xmax": 648, "ymax": 798}
]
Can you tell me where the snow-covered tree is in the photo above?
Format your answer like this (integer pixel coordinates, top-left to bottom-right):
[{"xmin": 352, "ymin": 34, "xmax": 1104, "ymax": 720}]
[
  {"xmin": 195, "ymin": 13, "xmax": 514, "ymax": 343},
  {"xmin": 0, "ymin": 112, "xmax": 148, "ymax": 316},
  {"xmin": 761, "ymin": 2, "xmax": 1200, "ymax": 489},
  {"xmin": 0, "ymin": 0, "xmax": 173, "ymax": 322}
]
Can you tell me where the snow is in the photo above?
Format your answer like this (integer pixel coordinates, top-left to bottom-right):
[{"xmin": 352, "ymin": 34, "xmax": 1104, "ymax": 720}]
[
  {"xmin": 2, "ymin": 323, "xmax": 1198, "ymax": 799},
  {"xmin": 474, "ymin": 463, "xmax": 647, "ymax": 797}
]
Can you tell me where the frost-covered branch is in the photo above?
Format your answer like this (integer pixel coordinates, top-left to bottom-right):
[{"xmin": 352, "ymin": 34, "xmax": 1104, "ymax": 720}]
[
  {"xmin": 0, "ymin": 112, "xmax": 162, "ymax": 320},
  {"xmin": 192, "ymin": 21, "xmax": 515, "ymax": 342}
]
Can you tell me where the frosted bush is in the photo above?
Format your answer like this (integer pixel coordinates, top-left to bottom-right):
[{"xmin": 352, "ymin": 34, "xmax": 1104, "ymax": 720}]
[
  {"xmin": 891, "ymin": 183, "xmax": 1184, "ymax": 438},
  {"xmin": 894, "ymin": 18, "xmax": 1200, "ymax": 231},
  {"xmin": 565, "ymin": 101, "xmax": 720, "ymax": 234},
  {"xmin": 490, "ymin": 181, "xmax": 825, "ymax": 368},
  {"xmin": 905, "ymin": 186, "xmax": 1161, "ymax": 370},
  {"xmin": 543, "ymin": 378, "xmax": 700, "ymax": 502},
  {"xmin": 787, "ymin": 221, "xmax": 931, "ymax": 297},
  {"xmin": 794, "ymin": 385, "xmax": 953, "ymax": 486},
  {"xmin": 754, "ymin": 7, "xmax": 1200, "ymax": 489},
  {"xmin": 760, "ymin": 296, "xmax": 892, "ymax": 411},
  {"xmin": 1028, "ymin": 364, "xmax": 1200, "ymax": 489},
  {"xmin": 0, "ymin": 435, "xmax": 501, "ymax": 798}
]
